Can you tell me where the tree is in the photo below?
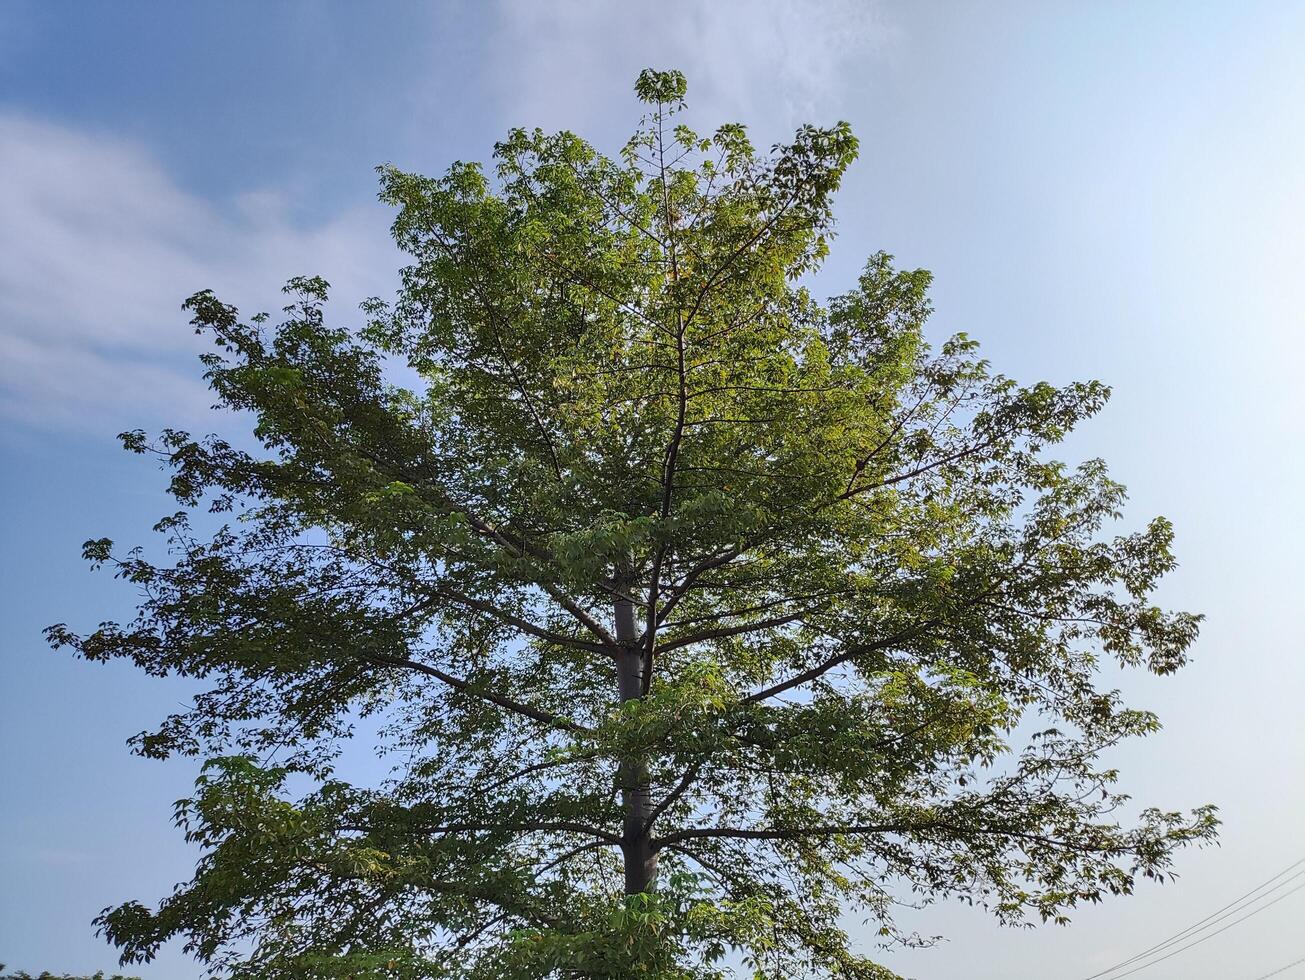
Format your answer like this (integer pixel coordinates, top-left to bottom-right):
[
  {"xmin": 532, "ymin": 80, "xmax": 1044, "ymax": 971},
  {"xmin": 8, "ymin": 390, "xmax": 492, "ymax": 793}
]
[
  {"xmin": 48, "ymin": 69, "xmax": 1216, "ymax": 979},
  {"xmin": 0, "ymin": 967, "xmax": 139, "ymax": 980}
]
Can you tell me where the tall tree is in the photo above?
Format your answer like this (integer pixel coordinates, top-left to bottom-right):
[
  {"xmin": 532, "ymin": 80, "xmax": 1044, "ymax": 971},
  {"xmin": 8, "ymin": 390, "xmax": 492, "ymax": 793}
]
[
  {"xmin": 49, "ymin": 70, "xmax": 1215, "ymax": 979},
  {"xmin": 0, "ymin": 970, "xmax": 138, "ymax": 980}
]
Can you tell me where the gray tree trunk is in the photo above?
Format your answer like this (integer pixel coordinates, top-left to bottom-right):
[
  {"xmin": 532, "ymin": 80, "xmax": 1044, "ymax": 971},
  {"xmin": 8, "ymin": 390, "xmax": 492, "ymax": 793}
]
[{"xmin": 613, "ymin": 592, "xmax": 658, "ymax": 894}]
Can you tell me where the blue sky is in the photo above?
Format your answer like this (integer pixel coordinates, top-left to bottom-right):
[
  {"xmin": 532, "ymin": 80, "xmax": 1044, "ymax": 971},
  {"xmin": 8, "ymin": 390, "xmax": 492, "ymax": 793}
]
[{"xmin": 1, "ymin": 2, "xmax": 1302, "ymax": 978}]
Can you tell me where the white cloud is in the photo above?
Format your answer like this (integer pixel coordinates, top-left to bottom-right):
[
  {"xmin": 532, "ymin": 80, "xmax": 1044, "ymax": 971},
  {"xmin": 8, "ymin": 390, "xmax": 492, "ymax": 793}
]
[
  {"xmin": 487, "ymin": 0, "xmax": 896, "ymax": 137},
  {"xmin": 0, "ymin": 114, "xmax": 401, "ymax": 433},
  {"xmin": 0, "ymin": 0, "xmax": 898, "ymax": 435}
]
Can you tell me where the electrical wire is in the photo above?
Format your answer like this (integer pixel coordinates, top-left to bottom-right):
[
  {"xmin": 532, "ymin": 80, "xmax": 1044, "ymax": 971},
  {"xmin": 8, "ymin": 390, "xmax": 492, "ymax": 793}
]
[
  {"xmin": 1249, "ymin": 953, "xmax": 1305, "ymax": 980},
  {"xmin": 1084, "ymin": 856, "xmax": 1305, "ymax": 980},
  {"xmin": 1092, "ymin": 879, "xmax": 1305, "ymax": 980}
]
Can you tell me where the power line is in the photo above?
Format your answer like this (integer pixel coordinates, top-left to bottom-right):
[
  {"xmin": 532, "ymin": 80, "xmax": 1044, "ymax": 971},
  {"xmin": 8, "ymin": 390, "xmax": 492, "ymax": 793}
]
[
  {"xmin": 1086, "ymin": 857, "xmax": 1305, "ymax": 978},
  {"xmin": 1154, "ymin": 860, "xmax": 1305, "ymax": 949},
  {"xmin": 1098, "ymin": 866, "xmax": 1305, "ymax": 975},
  {"xmin": 1084, "ymin": 856, "xmax": 1305, "ymax": 980},
  {"xmin": 1093, "ymin": 879, "xmax": 1305, "ymax": 980},
  {"xmin": 1250, "ymin": 953, "xmax": 1305, "ymax": 980}
]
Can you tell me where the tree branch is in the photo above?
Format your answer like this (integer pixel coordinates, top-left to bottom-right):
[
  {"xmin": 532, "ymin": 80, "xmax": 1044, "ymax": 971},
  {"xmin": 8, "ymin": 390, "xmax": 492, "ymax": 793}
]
[
  {"xmin": 363, "ymin": 652, "xmax": 591, "ymax": 733},
  {"xmin": 425, "ymin": 585, "xmax": 612, "ymax": 656},
  {"xmin": 655, "ymin": 609, "xmax": 810, "ymax": 655},
  {"xmin": 741, "ymin": 620, "xmax": 939, "ymax": 705}
]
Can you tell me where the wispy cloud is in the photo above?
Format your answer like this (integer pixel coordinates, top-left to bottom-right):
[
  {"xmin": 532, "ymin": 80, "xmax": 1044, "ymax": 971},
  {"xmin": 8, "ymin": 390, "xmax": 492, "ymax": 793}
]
[
  {"xmin": 487, "ymin": 0, "xmax": 896, "ymax": 136},
  {"xmin": 0, "ymin": 114, "xmax": 400, "ymax": 432},
  {"xmin": 1, "ymin": 1, "xmax": 895, "ymax": 433}
]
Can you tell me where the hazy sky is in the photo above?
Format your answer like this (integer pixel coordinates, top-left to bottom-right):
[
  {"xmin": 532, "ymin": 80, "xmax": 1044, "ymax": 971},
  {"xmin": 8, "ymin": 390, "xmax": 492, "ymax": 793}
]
[{"xmin": 1, "ymin": 2, "xmax": 1302, "ymax": 978}]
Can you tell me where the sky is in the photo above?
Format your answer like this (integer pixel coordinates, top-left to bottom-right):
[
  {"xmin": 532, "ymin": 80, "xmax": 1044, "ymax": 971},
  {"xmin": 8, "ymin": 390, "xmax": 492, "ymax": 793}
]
[{"xmin": 0, "ymin": 1, "xmax": 1302, "ymax": 977}]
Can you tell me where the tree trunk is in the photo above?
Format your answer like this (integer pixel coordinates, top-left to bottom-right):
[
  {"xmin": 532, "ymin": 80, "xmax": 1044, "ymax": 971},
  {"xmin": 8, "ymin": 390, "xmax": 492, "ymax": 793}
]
[{"xmin": 614, "ymin": 593, "xmax": 659, "ymax": 895}]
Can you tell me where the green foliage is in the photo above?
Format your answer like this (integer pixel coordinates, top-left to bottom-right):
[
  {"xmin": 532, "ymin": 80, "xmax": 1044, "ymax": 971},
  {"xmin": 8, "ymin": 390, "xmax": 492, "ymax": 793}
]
[
  {"xmin": 0, "ymin": 967, "xmax": 140, "ymax": 980},
  {"xmin": 48, "ymin": 70, "xmax": 1215, "ymax": 978}
]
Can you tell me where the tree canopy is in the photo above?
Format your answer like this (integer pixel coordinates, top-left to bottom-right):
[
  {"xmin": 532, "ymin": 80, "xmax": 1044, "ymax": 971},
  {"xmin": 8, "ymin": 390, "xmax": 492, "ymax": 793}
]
[
  {"xmin": 0, "ymin": 967, "xmax": 139, "ymax": 980},
  {"xmin": 49, "ymin": 69, "xmax": 1216, "ymax": 979}
]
